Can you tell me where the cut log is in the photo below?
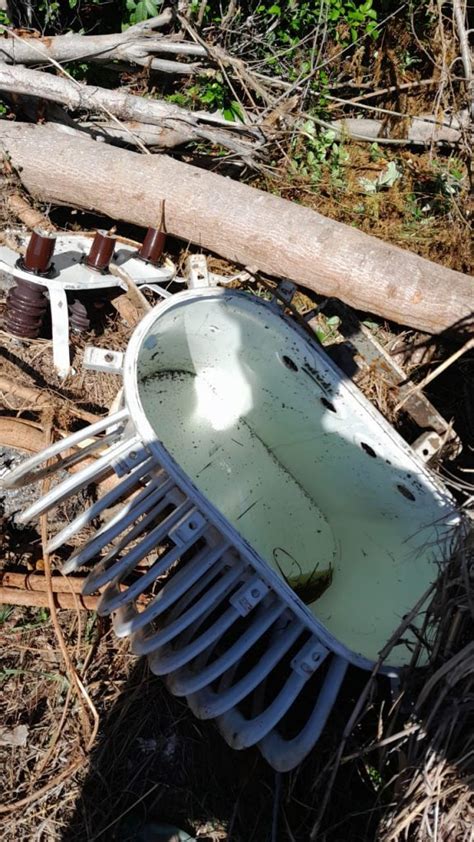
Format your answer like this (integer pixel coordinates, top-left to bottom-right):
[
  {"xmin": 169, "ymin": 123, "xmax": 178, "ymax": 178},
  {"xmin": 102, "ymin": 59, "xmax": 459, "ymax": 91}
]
[{"xmin": 0, "ymin": 122, "xmax": 472, "ymax": 335}]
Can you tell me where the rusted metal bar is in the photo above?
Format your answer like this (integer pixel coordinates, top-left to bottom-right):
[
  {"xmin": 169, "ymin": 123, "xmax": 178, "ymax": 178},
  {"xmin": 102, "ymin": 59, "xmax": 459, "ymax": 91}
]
[
  {"xmin": 0, "ymin": 572, "xmax": 86, "ymax": 593},
  {"xmin": 0, "ymin": 571, "xmax": 150, "ymax": 609},
  {"xmin": 0, "ymin": 586, "xmax": 99, "ymax": 611}
]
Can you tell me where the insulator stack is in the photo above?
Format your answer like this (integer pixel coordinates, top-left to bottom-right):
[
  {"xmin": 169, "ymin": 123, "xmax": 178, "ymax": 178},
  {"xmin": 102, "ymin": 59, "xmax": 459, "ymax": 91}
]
[
  {"xmin": 22, "ymin": 229, "xmax": 56, "ymax": 275},
  {"xmin": 68, "ymin": 298, "xmax": 91, "ymax": 333},
  {"xmin": 4, "ymin": 278, "xmax": 48, "ymax": 338},
  {"xmin": 138, "ymin": 227, "xmax": 166, "ymax": 265},
  {"xmin": 86, "ymin": 230, "xmax": 116, "ymax": 272}
]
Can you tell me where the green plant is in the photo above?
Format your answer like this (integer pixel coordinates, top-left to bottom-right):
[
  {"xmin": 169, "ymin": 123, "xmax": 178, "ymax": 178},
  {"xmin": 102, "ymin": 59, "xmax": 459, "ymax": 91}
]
[
  {"xmin": 0, "ymin": 605, "xmax": 14, "ymax": 624},
  {"xmin": 398, "ymin": 48, "xmax": 421, "ymax": 72},
  {"xmin": 193, "ymin": 1, "xmax": 380, "ymax": 55},
  {"xmin": 85, "ymin": 612, "xmax": 98, "ymax": 644},
  {"xmin": 369, "ymin": 142, "xmax": 383, "ymax": 162},
  {"xmin": 314, "ymin": 314, "xmax": 341, "ymax": 344},
  {"xmin": 38, "ymin": 0, "xmax": 61, "ymax": 25},
  {"xmin": 254, "ymin": 0, "xmax": 379, "ymax": 46},
  {"xmin": 364, "ymin": 763, "xmax": 383, "ymax": 791},
  {"xmin": 359, "ymin": 160, "xmax": 402, "ymax": 193},
  {"xmin": 8, "ymin": 608, "xmax": 51, "ymax": 632},
  {"xmin": 434, "ymin": 160, "xmax": 464, "ymax": 198},
  {"xmin": 64, "ymin": 62, "xmax": 90, "ymax": 81},
  {"xmin": 291, "ymin": 121, "xmax": 349, "ymax": 184},
  {"xmin": 171, "ymin": 75, "xmax": 244, "ymax": 121},
  {"xmin": 328, "ymin": 0, "xmax": 378, "ymax": 42},
  {"xmin": 0, "ymin": 667, "xmax": 69, "ymax": 689},
  {"xmin": 409, "ymin": 158, "xmax": 466, "ymax": 219},
  {"xmin": 125, "ymin": 0, "xmax": 161, "ymax": 26},
  {"xmin": 197, "ymin": 79, "xmax": 243, "ymax": 121}
]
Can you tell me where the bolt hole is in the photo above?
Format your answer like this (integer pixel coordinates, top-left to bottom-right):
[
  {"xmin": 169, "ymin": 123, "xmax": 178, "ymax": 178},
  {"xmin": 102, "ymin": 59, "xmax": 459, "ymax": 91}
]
[
  {"xmin": 282, "ymin": 355, "xmax": 298, "ymax": 372},
  {"xmin": 397, "ymin": 484, "xmax": 416, "ymax": 502},
  {"xmin": 361, "ymin": 442, "xmax": 377, "ymax": 458},
  {"xmin": 422, "ymin": 448, "xmax": 430, "ymax": 456},
  {"xmin": 104, "ymin": 352, "xmax": 114, "ymax": 363},
  {"xmin": 321, "ymin": 396, "xmax": 336, "ymax": 413},
  {"xmin": 189, "ymin": 521, "xmax": 196, "ymax": 530}
]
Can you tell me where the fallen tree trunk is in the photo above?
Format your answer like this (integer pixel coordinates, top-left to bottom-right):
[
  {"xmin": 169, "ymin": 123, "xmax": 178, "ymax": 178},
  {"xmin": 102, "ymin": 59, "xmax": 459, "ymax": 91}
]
[
  {"xmin": 0, "ymin": 65, "xmax": 263, "ymax": 162},
  {"xmin": 0, "ymin": 123, "xmax": 471, "ymax": 335}
]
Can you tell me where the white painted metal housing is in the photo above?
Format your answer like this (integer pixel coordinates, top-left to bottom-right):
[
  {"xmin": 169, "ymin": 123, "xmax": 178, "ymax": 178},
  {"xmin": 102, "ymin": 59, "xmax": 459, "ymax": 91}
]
[{"xmin": 2, "ymin": 288, "xmax": 460, "ymax": 771}]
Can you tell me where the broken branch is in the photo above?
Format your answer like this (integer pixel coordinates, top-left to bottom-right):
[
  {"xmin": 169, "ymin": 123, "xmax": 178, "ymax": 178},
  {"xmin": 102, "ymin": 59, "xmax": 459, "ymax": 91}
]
[
  {"xmin": 0, "ymin": 64, "xmax": 264, "ymax": 162},
  {"xmin": 0, "ymin": 25, "xmax": 206, "ymax": 75}
]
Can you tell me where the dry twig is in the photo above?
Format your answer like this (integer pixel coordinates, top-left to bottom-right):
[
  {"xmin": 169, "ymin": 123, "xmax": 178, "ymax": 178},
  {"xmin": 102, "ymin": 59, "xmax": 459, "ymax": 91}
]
[{"xmin": 395, "ymin": 337, "xmax": 474, "ymax": 412}]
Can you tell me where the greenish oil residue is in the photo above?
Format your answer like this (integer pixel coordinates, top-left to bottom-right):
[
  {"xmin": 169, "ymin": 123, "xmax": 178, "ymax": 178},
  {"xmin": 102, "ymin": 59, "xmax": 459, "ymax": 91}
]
[{"xmin": 273, "ymin": 549, "xmax": 334, "ymax": 605}]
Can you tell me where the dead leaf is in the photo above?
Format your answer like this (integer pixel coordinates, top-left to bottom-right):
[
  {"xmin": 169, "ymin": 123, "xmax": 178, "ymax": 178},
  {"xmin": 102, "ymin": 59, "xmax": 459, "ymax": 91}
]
[{"xmin": 0, "ymin": 724, "xmax": 29, "ymax": 747}]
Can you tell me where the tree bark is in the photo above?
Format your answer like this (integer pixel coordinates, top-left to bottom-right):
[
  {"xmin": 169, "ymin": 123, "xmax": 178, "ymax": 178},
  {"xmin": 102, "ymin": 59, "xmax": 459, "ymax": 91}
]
[
  {"xmin": 0, "ymin": 21, "xmax": 207, "ymax": 75},
  {"xmin": 0, "ymin": 65, "xmax": 263, "ymax": 162},
  {"xmin": 0, "ymin": 123, "xmax": 471, "ymax": 335}
]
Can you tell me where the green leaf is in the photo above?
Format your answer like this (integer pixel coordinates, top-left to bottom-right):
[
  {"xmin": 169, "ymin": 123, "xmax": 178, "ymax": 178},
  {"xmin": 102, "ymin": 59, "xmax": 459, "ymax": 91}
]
[
  {"xmin": 230, "ymin": 100, "xmax": 244, "ymax": 121},
  {"xmin": 267, "ymin": 4, "xmax": 281, "ymax": 14},
  {"xmin": 129, "ymin": 0, "xmax": 158, "ymax": 23},
  {"xmin": 200, "ymin": 90, "xmax": 216, "ymax": 103}
]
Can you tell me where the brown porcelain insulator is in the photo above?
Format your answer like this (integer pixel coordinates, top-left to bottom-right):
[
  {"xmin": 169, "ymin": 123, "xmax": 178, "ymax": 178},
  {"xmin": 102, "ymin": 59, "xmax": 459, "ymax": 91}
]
[
  {"xmin": 23, "ymin": 229, "xmax": 56, "ymax": 275},
  {"xmin": 68, "ymin": 298, "xmax": 91, "ymax": 333},
  {"xmin": 137, "ymin": 227, "xmax": 166, "ymax": 265},
  {"xmin": 85, "ymin": 230, "xmax": 116, "ymax": 272},
  {"xmin": 4, "ymin": 279, "xmax": 48, "ymax": 338}
]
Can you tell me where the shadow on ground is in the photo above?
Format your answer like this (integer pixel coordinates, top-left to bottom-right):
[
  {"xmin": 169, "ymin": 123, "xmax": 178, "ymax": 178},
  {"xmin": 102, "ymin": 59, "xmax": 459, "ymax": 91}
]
[{"xmin": 62, "ymin": 656, "xmax": 390, "ymax": 842}]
